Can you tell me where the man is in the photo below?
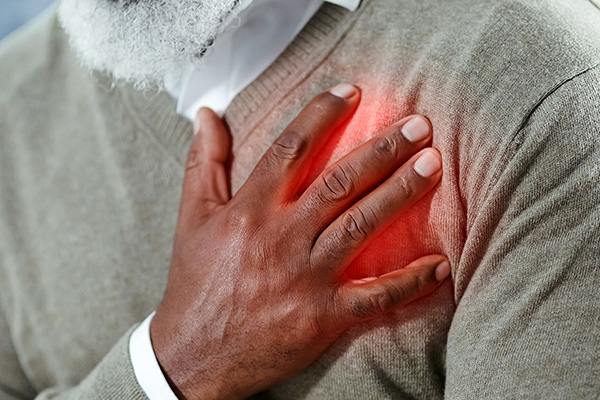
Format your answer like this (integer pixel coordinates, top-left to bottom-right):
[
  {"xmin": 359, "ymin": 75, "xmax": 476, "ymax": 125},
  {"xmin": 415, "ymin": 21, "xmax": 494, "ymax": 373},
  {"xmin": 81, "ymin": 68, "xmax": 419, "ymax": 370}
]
[{"xmin": 1, "ymin": 0, "xmax": 599, "ymax": 399}]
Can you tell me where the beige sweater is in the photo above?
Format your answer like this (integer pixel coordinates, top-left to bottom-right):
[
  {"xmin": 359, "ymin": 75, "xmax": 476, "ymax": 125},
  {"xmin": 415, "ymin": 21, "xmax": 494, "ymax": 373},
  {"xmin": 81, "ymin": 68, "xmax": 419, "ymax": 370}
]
[{"xmin": 1, "ymin": 0, "xmax": 599, "ymax": 398}]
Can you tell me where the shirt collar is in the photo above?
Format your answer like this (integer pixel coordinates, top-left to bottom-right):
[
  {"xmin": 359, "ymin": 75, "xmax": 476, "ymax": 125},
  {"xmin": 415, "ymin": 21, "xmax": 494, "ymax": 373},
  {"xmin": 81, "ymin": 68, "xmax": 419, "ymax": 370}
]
[
  {"xmin": 235, "ymin": 0, "xmax": 361, "ymax": 12},
  {"xmin": 327, "ymin": 0, "xmax": 361, "ymax": 11},
  {"xmin": 166, "ymin": 0, "xmax": 361, "ymax": 120}
]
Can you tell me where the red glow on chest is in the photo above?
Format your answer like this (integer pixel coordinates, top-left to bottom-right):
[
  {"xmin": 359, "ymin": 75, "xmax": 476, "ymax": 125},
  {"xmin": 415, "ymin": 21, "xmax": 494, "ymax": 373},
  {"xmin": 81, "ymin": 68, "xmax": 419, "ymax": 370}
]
[{"xmin": 303, "ymin": 99, "xmax": 433, "ymax": 280}]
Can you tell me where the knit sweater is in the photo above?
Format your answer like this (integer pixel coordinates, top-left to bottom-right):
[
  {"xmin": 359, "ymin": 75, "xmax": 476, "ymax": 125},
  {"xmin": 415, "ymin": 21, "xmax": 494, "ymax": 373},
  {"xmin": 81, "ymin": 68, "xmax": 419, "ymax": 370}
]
[{"xmin": 1, "ymin": 0, "xmax": 599, "ymax": 398}]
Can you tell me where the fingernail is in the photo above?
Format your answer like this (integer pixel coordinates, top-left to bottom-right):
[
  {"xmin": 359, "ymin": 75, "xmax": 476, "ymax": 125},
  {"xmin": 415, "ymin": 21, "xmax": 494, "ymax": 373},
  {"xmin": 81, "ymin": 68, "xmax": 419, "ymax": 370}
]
[
  {"xmin": 330, "ymin": 83, "xmax": 358, "ymax": 99},
  {"xmin": 194, "ymin": 107, "xmax": 209, "ymax": 136},
  {"xmin": 357, "ymin": 277, "xmax": 377, "ymax": 284},
  {"xmin": 413, "ymin": 151, "xmax": 442, "ymax": 178},
  {"xmin": 401, "ymin": 116, "xmax": 431, "ymax": 143},
  {"xmin": 435, "ymin": 261, "xmax": 451, "ymax": 281}
]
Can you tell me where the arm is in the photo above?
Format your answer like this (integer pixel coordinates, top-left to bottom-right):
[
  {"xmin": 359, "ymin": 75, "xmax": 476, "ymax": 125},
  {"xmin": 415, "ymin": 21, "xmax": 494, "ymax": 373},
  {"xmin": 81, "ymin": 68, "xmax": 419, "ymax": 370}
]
[{"xmin": 446, "ymin": 67, "xmax": 600, "ymax": 397}]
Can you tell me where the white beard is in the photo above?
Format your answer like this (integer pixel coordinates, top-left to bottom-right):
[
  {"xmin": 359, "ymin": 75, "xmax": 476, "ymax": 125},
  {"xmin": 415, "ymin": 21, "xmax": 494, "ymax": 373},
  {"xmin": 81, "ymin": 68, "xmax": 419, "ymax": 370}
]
[{"xmin": 58, "ymin": 0, "xmax": 239, "ymax": 89}]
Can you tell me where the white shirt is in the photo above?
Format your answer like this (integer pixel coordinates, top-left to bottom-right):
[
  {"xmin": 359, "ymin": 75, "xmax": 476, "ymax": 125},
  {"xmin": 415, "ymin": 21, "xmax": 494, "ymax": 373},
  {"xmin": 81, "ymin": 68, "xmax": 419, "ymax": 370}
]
[
  {"xmin": 129, "ymin": 1, "xmax": 359, "ymax": 398},
  {"xmin": 165, "ymin": 0, "xmax": 360, "ymax": 119}
]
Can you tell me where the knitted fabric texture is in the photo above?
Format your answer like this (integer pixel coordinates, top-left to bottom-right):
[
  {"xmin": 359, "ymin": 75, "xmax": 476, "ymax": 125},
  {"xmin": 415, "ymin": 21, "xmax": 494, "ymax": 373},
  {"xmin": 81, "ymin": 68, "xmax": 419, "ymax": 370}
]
[{"xmin": 0, "ymin": 0, "xmax": 599, "ymax": 398}]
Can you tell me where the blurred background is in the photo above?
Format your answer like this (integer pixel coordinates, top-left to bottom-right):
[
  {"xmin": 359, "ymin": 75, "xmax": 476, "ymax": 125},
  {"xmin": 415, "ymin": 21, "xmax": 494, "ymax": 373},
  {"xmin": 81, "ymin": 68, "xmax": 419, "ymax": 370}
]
[{"xmin": 0, "ymin": 0, "xmax": 56, "ymax": 40}]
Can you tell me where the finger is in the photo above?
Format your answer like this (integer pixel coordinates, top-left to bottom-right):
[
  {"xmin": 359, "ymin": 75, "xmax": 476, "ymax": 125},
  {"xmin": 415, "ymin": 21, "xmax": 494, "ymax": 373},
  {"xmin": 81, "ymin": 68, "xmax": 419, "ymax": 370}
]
[
  {"xmin": 237, "ymin": 84, "xmax": 361, "ymax": 202},
  {"xmin": 335, "ymin": 255, "xmax": 450, "ymax": 323},
  {"xmin": 178, "ymin": 108, "xmax": 232, "ymax": 231},
  {"xmin": 296, "ymin": 115, "xmax": 432, "ymax": 234},
  {"xmin": 311, "ymin": 148, "xmax": 442, "ymax": 276}
]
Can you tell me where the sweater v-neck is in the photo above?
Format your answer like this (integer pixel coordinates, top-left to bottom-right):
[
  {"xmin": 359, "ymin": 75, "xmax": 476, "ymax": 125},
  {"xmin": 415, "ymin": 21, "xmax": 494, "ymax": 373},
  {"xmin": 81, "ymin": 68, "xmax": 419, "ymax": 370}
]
[{"xmin": 117, "ymin": 1, "xmax": 367, "ymax": 166}]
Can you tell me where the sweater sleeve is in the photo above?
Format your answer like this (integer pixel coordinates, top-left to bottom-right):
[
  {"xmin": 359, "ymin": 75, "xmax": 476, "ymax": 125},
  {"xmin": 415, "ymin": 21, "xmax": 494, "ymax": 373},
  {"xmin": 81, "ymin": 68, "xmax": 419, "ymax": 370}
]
[
  {"xmin": 445, "ymin": 66, "xmax": 600, "ymax": 397},
  {"xmin": 34, "ymin": 327, "xmax": 149, "ymax": 400},
  {"xmin": 0, "ymin": 304, "xmax": 36, "ymax": 400},
  {"xmin": 0, "ymin": 313, "xmax": 148, "ymax": 400}
]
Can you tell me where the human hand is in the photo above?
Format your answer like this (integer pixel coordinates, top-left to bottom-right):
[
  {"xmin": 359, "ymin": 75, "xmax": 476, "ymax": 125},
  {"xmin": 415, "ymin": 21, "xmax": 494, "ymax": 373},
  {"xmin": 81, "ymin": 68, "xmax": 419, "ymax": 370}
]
[{"xmin": 150, "ymin": 84, "xmax": 450, "ymax": 400}]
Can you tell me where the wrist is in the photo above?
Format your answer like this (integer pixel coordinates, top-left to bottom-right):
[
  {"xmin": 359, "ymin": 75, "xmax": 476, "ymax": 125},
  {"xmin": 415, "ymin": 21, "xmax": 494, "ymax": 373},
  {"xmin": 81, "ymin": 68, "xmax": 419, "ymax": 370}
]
[
  {"xmin": 150, "ymin": 307, "xmax": 239, "ymax": 400},
  {"xmin": 149, "ymin": 310, "xmax": 188, "ymax": 399}
]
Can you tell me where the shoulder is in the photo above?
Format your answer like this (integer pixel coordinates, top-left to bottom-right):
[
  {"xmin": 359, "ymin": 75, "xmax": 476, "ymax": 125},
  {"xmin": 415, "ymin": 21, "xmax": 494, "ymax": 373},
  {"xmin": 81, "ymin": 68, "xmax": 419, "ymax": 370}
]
[
  {"xmin": 0, "ymin": 8, "xmax": 65, "ymax": 105},
  {"xmin": 0, "ymin": 8, "xmax": 110, "ymax": 209},
  {"xmin": 0, "ymin": 8, "xmax": 95, "ymax": 134},
  {"xmin": 0, "ymin": 6, "xmax": 107, "ymax": 170},
  {"xmin": 370, "ymin": 0, "xmax": 600, "ymax": 63},
  {"xmin": 368, "ymin": 0, "xmax": 600, "ymax": 108},
  {"xmin": 357, "ymin": 0, "xmax": 600, "ymax": 139}
]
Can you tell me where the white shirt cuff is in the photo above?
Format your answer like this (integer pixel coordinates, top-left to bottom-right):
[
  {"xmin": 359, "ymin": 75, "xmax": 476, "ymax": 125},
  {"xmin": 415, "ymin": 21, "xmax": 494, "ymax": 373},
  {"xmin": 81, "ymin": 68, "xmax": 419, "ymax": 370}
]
[{"xmin": 129, "ymin": 312, "xmax": 179, "ymax": 400}]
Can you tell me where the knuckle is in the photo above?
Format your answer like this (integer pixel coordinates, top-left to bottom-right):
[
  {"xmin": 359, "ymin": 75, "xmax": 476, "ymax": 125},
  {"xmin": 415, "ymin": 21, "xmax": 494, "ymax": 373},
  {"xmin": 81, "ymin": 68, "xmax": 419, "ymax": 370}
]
[
  {"xmin": 341, "ymin": 206, "xmax": 375, "ymax": 243},
  {"xmin": 270, "ymin": 130, "xmax": 306, "ymax": 161},
  {"xmin": 347, "ymin": 274, "xmax": 430, "ymax": 321},
  {"xmin": 225, "ymin": 201, "xmax": 255, "ymax": 232},
  {"xmin": 314, "ymin": 92, "xmax": 346, "ymax": 112},
  {"xmin": 349, "ymin": 298, "xmax": 377, "ymax": 319},
  {"xmin": 185, "ymin": 149, "xmax": 202, "ymax": 172},
  {"xmin": 373, "ymin": 136, "xmax": 399, "ymax": 159},
  {"xmin": 361, "ymin": 285, "xmax": 410, "ymax": 318},
  {"xmin": 305, "ymin": 297, "xmax": 339, "ymax": 338},
  {"xmin": 393, "ymin": 175, "xmax": 416, "ymax": 199},
  {"xmin": 387, "ymin": 281, "xmax": 412, "ymax": 305},
  {"xmin": 373, "ymin": 290, "xmax": 397, "ymax": 315},
  {"xmin": 321, "ymin": 164, "xmax": 356, "ymax": 202},
  {"xmin": 349, "ymin": 288, "xmax": 398, "ymax": 319},
  {"xmin": 410, "ymin": 271, "xmax": 431, "ymax": 295}
]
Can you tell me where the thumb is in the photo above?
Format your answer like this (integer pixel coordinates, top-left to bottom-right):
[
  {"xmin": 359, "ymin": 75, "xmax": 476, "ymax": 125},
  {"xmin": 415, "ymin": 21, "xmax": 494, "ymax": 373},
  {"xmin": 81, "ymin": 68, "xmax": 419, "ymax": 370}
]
[
  {"xmin": 178, "ymin": 108, "xmax": 232, "ymax": 230},
  {"xmin": 337, "ymin": 255, "xmax": 451, "ymax": 323}
]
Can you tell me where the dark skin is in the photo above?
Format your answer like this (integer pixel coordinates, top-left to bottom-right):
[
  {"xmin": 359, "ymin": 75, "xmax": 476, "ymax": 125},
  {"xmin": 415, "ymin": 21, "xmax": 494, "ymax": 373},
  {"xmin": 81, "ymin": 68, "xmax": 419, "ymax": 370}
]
[{"xmin": 150, "ymin": 84, "xmax": 450, "ymax": 400}]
